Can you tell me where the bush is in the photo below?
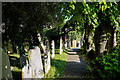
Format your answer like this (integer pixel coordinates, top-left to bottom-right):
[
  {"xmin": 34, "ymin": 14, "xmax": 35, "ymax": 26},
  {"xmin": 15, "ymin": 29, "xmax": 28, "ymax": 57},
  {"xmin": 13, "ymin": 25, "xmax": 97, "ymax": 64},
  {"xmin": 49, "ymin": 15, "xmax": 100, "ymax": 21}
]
[
  {"xmin": 55, "ymin": 49, "xmax": 59, "ymax": 54},
  {"xmin": 91, "ymin": 46, "xmax": 120, "ymax": 79}
]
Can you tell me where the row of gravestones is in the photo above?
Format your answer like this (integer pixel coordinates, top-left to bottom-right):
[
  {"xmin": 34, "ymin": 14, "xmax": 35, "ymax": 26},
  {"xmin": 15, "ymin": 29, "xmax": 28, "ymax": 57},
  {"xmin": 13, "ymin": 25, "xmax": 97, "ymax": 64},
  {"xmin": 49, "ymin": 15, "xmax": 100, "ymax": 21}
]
[
  {"xmin": 0, "ymin": 39, "xmax": 58, "ymax": 79},
  {"xmin": 21, "ymin": 40, "xmax": 55, "ymax": 79}
]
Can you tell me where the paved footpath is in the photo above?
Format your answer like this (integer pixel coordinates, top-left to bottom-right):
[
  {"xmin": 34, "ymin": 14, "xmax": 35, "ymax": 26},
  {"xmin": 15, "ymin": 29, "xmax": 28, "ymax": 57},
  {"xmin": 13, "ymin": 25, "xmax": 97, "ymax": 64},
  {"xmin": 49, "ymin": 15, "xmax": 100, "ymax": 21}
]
[{"xmin": 63, "ymin": 48, "xmax": 90, "ymax": 78}]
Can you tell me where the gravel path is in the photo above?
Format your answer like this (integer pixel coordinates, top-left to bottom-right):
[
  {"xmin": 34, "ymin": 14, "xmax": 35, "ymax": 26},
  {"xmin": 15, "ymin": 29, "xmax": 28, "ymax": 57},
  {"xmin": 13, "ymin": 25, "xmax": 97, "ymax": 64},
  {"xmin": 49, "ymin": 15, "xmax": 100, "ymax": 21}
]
[{"xmin": 63, "ymin": 48, "xmax": 90, "ymax": 78}]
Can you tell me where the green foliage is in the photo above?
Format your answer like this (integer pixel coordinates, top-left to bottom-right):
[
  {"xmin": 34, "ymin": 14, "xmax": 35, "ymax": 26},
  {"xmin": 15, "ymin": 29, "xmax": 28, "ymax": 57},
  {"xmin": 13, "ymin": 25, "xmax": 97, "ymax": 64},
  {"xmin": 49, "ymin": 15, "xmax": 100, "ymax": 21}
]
[
  {"xmin": 55, "ymin": 49, "xmax": 59, "ymax": 54},
  {"xmin": 91, "ymin": 46, "xmax": 120, "ymax": 79},
  {"xmin": 68, "ymin": 31, "xmax": 81, "ymax": 41},
  {"xmin": 44, "ymin": 50, "xmax": 68, "ymax": 78},
  {"xmin": 9, "ymin": 53, "xmax": 20, "ymax": 58}
]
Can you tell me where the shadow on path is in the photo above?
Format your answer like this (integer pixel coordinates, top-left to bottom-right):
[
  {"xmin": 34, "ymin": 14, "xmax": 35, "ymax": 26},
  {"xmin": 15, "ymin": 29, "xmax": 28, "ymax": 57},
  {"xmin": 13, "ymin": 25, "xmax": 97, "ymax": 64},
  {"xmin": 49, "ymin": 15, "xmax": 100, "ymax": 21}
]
[{"xmin": 63, "ymin": 48, "xmax": 91, "ymax": 78}]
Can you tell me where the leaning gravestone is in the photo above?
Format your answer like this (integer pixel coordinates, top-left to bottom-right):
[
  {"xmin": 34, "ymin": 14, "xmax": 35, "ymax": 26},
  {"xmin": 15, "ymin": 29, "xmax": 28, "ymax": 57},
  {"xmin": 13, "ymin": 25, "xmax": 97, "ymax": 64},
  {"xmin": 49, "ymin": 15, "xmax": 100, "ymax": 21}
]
[
  {"xmin": 44, "ymin": 42, "xmax": 51, "ymax": 74},
  {"xmin": 0, "ymin": 48, "xmax": 13, "ymax": 79},
  {"xmin": 51, "ymin": 40, "xmax": 55, "ymax": 58},
  {"xmin": 20, "ymin": 54, "xmax": 27, "ymax": 68}
]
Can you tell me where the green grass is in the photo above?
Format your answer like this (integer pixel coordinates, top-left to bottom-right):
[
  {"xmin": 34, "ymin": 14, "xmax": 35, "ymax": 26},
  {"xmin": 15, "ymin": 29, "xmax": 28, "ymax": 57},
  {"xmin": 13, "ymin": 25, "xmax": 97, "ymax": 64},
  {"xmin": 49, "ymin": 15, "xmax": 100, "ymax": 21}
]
[
  {"xmin": 44, "ymin": 50, "xmax": 68, "ymax": 78},
  {"xmin": 11, "ymin": 66, "xmax": 22, "ymax": 80},
  {"xmin": 9, "ymin": 53, "xmax": 20, "ymax": 58},
  {"xmin": 12, "ymin": 66, "xmax": 21, "ymax": 72}
]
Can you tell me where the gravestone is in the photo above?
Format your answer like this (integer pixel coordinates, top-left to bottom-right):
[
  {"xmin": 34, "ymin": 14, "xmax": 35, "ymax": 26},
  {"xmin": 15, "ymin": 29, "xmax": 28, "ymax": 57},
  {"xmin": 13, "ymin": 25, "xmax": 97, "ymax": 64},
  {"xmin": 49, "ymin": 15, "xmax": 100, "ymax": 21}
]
[
  {"xmin": 72, "ymin": 40, "xmax": 76, "ymax": 48},
  {"xmin": 0, "ymin": 48, "xmax": 13, "ymax": 79},
  {"xmin": 22, "ymin": 63, "xmax": 32, "ymax": 79},
  {"xmin": 20, "ymin": 54, "xmax": 27, "ymax": 68},
  {"xmin": 22, "ymin": 47, "xmax": 44, "ymax": 79},
  {"xmin": 29, "ymin": 47, "xmax": 44, "ymax": 78},
  {"xmin": 80, "ymin": 33, "xmax": 84, "ymax": 48},
  {"xmin": 44, "ymin": 45, "xmax": 51, "ymax": 74},
  {"xmin": 65, "ymin": 34, "xmax": 68, "ymax": 49},
  {"xmin": 60, "ymin": 36, "xmax": 63, "ymax": 54},
  {"xmin": 51, "ymin": 40, "xmax": 55, "ymax": 58}
]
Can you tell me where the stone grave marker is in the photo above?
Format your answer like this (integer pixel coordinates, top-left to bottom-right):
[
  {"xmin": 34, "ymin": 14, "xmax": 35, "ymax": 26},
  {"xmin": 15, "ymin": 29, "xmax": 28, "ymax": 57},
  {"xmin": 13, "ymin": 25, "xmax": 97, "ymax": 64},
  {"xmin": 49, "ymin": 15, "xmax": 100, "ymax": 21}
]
[
  {"xmin": 22, "ymin": 47, "xmax": 44, "ymax": 79},
  {"xmin": 65, "ymin": 34, "xmax": 68, "ymax": 49},
  {"xmin": 20, "ymin": 54, "xmax": 27, "ymax": 68},
  {"xmin": 44, "ymin": 41, "xmax": 51, "ymax": 74},
  {"xmin": 22, "ymin": 63, "xmax": 32, "ymax": 79},
  {"xmin": 51, "ymin": 40, "xmax": 55, "ymax": 58},
  {"xmin": 60, "ymin": 36, "xmax": 63, "ymax": 54},
  {"xmin": 1, "ymin": 48, "xmax": 13, "ymax": 79},
  {"xmin": 29, "ymin": 47, "xmax": 44, "ymax": 78},
  {"xmin": 73, "ymin": 40, "xmax": 76, "ymax": 47}
]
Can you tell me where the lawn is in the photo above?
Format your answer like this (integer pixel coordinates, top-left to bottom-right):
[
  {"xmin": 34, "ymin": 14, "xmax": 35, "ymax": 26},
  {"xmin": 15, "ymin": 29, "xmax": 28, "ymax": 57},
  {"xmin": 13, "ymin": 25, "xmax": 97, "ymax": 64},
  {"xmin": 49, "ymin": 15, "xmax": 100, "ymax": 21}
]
[
  {"xmin": 44, "ymin": 49, "xmax": 68, "ymax": 78},
  {"xmin": 9, "ymin": 49, "xmax": 68, "ymax": 79}
]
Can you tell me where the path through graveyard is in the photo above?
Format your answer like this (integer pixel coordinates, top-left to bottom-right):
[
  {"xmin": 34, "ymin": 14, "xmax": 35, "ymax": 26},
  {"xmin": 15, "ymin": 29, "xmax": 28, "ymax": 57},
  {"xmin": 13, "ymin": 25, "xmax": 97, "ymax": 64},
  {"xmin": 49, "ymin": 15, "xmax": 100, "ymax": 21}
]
[{"xmin": 63, "ymin": 48, "xmax": 91, "ymax": 78}]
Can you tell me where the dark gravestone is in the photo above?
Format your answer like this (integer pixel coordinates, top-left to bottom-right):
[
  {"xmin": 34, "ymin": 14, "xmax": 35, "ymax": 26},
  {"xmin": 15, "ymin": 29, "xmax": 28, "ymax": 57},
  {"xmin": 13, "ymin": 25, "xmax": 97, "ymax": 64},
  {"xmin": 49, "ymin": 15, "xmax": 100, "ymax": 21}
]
[
  {"xmin": 20, "ymin": 54, "xmax": 27, "ymax": 68},
  {"xmin": 1, "ymin": 48, "xmax": 13, "ymax": 79}
]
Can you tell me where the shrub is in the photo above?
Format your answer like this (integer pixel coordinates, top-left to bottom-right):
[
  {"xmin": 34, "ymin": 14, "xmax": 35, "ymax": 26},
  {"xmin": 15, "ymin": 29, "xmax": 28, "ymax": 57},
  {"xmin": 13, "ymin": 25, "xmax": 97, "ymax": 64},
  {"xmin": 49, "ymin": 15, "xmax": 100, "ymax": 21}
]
[{"xmin": 91, "ymin": 46, "xmax": 120, "ymax": 79}]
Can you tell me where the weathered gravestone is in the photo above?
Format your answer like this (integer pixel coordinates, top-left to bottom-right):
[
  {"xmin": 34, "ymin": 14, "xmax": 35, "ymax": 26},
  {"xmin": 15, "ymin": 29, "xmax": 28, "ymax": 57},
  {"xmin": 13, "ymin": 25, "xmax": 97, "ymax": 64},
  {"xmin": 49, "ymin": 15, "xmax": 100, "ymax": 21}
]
[
  {"xmin": 22, "ymin": 63, "xmax": 32, "ymax": 79},
  {"xmin": 72, "ymin": 40, "xmax": 76, "ymax": 48},
  {"xmin": 65, "ymin": 34, "xmax": 68, "ymax": 49},
  {"xmin": 20, "ymin": 54, "xmax": 27, "ymax": 68},
  {"xmin": 0, "ymin": 48, "xmax": 13, "ymax": 79},
  {"xmin": 22, "ymin": 47, "xmax": 44, "ymax": 79},
  {"xmin": 44, "ymin": 44, "xmax": 51, "ymax": 74},
  {"xmin": 51, "ymin": 40, "xmax": 55, "ymax": 58},
  {"xmin": 60, "ymin": 36, "xmax": 63, "ymax": 54},
  {"xmin": 80, "ymin": 33, "xmax": 84, "ymax": 48}
]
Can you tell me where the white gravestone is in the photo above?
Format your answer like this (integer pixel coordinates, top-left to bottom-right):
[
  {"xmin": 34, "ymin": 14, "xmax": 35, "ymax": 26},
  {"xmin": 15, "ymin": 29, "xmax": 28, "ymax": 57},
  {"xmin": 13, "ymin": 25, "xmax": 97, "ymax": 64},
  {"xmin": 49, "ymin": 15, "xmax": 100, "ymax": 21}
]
[
  {"xmin": 73, "ymin": 40, "xmax": 76, "ymax": 48},
  {"xmin": 65, "ymin": 34, "xmax": 67, "ymax": 49},
  {"xmin": 22, "ymin": 50, "xmax": 34, "ymax": 79},
  {"xmin": 22, "ymin": 47, "xmax": 44, "ymax": 79},
  {"xmin": 44, "ymin": 45, "xmax": 51, "ymax": 74},
  {"xmin": 0, "ymin": 48, "xmax": 13, "ymax": 79},
  {"xmin": 51, "ymin": 40, "xmax": 55, "ymax": 58},
  {"xmin": 22, "ymin": 63, "xmax": 32, "ymax": 79},
  {"xmin": 60, "ymin": 36, "xmax": 63, "ymax": 54},
  {"xmin": 20, "ymin": 54, "xmax": 27, "ymax": 68}
]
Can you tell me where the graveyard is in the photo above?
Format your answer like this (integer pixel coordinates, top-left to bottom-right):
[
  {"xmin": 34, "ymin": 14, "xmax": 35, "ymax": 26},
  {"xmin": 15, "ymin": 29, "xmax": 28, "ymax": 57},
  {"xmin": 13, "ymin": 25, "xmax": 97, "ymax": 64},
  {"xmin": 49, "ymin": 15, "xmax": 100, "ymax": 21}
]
[{"xmin": 1, "ymin": 1, "xmax": 120, "ymax": 80}]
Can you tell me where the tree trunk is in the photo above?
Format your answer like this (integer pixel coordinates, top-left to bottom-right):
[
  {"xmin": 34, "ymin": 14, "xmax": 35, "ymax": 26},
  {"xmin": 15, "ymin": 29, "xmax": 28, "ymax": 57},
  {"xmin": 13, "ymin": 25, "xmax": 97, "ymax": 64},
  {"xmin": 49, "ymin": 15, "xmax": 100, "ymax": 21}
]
[
  {"xmin": 12, "ymin": 41, "xmax": 17, "ymax": 53},
  {"xmin": 37, "ymin": 33, "xmax": 46, "ymax": 53},
  {"xmin": 94, "ymin": 21, "xmax": 115, "ymax": 57}
]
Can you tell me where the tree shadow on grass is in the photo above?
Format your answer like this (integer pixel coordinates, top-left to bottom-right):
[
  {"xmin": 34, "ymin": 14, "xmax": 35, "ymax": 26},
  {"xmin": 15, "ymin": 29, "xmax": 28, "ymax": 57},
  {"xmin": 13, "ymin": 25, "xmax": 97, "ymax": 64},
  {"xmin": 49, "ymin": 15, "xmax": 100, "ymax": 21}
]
[
  {"xmin": 50, "ymin": 59, "xmax": 67, "ymax": 78},
  {"xmin": 9, "ymin": 56, "xmax": 20, "ymax": 67},
  {"xmin": 12, "ymin": 71, "xmax": 22, "ymax": 80},
  {"xmin": 9, "ymin": 56, "xmax": 22, "ymax": 80}
]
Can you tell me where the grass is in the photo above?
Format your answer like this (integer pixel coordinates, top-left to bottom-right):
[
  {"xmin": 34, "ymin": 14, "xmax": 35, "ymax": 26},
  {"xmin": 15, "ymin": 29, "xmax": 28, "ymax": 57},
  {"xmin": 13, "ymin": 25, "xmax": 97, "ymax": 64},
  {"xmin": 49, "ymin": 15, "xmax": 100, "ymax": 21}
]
[
  {"xmin": 11, "ymin": 66, "xmax": 22, "ymax": 80},
  {"xmin": 12, "ymin": 66, "xmax": 21, "ymax": 72},
  {"xmin": 9, "ymin": 49, "xmax": 68, "ymax": 79},
  {"xmin": 9, "ymin": 53, "xmax": 20, "ymax": 58},
  {"xmin": 44, "ymin": 49, "xmax": 68, "ymax": 78}
]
